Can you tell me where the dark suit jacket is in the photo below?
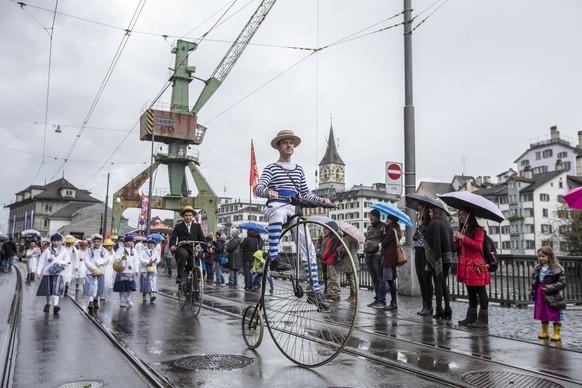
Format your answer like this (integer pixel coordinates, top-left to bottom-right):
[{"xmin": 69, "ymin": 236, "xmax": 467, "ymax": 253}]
[{"xmin": 169, "ymin": 221, "xmax": 206, "ymax": 251}]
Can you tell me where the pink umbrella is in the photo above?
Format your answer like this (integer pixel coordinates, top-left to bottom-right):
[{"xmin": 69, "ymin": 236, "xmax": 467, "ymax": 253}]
[{"xmin": 563, "ymin": 186, "xmax": 582, "ymax": 209}]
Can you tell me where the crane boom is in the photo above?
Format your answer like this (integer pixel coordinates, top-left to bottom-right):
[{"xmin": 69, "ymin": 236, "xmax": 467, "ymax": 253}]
[{"xmin": 191, "ymin": 0, "xmax": 277, "ymax": 114}]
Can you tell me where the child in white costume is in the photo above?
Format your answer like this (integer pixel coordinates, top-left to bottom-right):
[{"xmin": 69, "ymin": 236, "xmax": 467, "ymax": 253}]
[
  {"xmin": 113, "ymin": 235, "xmax": 140, "ymax": 307},
  {"xmin": 63, "ymin": 235, "xmax": 78, "ymax": 296},
  {"xmin": 36, "ymin": 234, "xmax": 70, "ymax": 314},
  {"xmin": 25, "ymin": 242, "xmax": 41, "ymax": 281},
  {"xmin": 102, "ymin": 239, "xmax": 116, "ymax": 295},
  {"xmin": 73, "ymin": 240, "xmax": 89, "ymax": 292},
  {"xmin": 139, "ymin": 238, "xmax": 160, "ymax": 303},
  {"xmin": 84, "ymin": 235, "xmax": 111, "ymax": 312}
]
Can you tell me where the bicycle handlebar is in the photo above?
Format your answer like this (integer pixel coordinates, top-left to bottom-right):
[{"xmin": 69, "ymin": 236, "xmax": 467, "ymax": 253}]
[
  {"xmin": 175, "ymin": 240, "xmax": 209, "ymax": 248},
  {"xmin": 269, "ymin": 196, "xmax": 337, "ymax": 209}
]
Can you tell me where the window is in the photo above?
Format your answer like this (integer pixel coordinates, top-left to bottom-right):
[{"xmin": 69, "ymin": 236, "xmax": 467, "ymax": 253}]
[
  {"xmin": 541, "ymin": 224, "xmax": 552, "ymax": 233},
  {"xmin": 542, "ymin": 208, "xmax": 548, "ymax": 217},
  {"xmin": 44, "ymin": 204, "xmax": 52, "ymax": 212},
  {"xmin": 557, "ymin": 210, "xmax": 569, "ymax": 219},
  {"xmin": 557, "ymin": 151, "xmax": 567, "ymax": 158},
  {"xmin": 539, "ymin": 194, "xmax": 550, "ymax": 202},
  {"xmin": 524, "ymin": 224, "xmax": 534, "ymax": 233},
  {"xmin": 526, "ymin": 240, "xmax": 535, "ymax": 249},
  {"xmin": 43, "ymin": 219, "xmax": 49, "ymax": 227},
  {"xmin": 542, "ymin": 149, "xmax": 553, "ymax": 158},
  {"xmin": 521, "ymin": 159, "xmax": 530, "ymax": 166},
  {"xmin": 488, "ymin": 226, "xmax": 499, "ymax": 234},
  {"xmin": 559, "ymin": 225, "xmax": 570, "ymax": 234},
  {"xmin": 502, "ymin": 241, "xmax": 511, "ymax": 250},
  {"xmin": 563, "ymin": 161, "xmax": 571, "ymax": 171},
  {"xmin": 521, "ymin": 193, "xmax": 533, "ymax": 202},
  {"xmin": 501, "ymin": 226, "xmax": 510, "ymax": 234},
  {"xmin": 536, "ymin": 151, "xmax": 541, "ymax": 160},
  {"xmin": 533, "ymin": 166, "xmax": 548, "ymax": 174},
  {"xmin": 542, "ymin": 240, "xmax": 553, "ymax": 248}
]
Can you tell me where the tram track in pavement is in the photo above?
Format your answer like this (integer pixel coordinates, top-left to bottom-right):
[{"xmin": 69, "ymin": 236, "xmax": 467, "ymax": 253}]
[
  {"xmin": 1, "ymin": 265, "xmax": 22, "ymax": 388},
  {"xmin": 67, "ymin": 289, "xmax": 172, "ymax": 388},
  {"xmin": 175, "ymin": 282, "xmax": 581, "ymax": 387}
]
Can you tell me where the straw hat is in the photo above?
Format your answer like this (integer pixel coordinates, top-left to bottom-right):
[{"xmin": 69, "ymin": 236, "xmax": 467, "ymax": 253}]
[
  {"xmin": 79, "ymin": 240, "xmax": 89, "ymax": 246},
  {"xmin": 103, "ymin": 239, "xmax": 115, "ymax": 246},
  {"xmin": 271, "ymin": 129, "xmax": 301, "ymax": 149},
  {"xmin": 64, "ymin": 235, "xmax": 76, "ymax": 243},
  {"xmin": 180, "ymin": 206, "xmax": 197, "ymax": 217}
]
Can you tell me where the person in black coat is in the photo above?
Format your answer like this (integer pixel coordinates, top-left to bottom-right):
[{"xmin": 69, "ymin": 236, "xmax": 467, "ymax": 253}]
[
  {"xmin": 169, "ymin": 206, "xmax": 206, "ymax": 284},
  {"xmin": 240, "ymin": 229, "xmax": 259, "ymax": 290}
]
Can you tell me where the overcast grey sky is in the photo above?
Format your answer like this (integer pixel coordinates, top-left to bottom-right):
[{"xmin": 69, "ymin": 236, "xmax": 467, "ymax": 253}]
[{"xmin": 1, "ymin": 0, "xmax": 581, "ymax": 230}]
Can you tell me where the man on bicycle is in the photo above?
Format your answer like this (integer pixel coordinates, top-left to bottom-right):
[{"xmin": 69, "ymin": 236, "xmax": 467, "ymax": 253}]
[
  {"xmin": 169, "ymin": 206, "xmax": 206, "ymax": 284},
  {"xmin": 255, "ymin": 129, "xmax": 332, "ymax": 311}
]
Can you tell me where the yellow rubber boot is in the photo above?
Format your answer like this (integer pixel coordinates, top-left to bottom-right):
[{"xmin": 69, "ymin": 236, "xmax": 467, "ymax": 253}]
[
  {"xmin": 537, "ymin": 323, "xmax": 549, "ymax": 339},
  {"xmin": 550, "ymin": 323, "xmax": 561, "ymax": 341}
]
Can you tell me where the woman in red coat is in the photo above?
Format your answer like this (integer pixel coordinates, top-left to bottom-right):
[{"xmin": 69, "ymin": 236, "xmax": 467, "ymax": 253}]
[
  {"xmin": 454, "ymin": 208, "xmax": 490, "ymax": 328},
  {"xmin": 381, "ymin": 215, "xmax": 402, "ymax": 311}
]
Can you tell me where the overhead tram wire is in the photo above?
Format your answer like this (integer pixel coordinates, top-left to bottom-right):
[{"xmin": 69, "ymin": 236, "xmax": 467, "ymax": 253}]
[
  {"xmin": 31, "ymin": 0, "xmax": 59, "ymax": 185},
  {"xmin": 411, "ymin": 0, "xmax": 450, "ymax": 33},
  {"xmin": 50, "ymin": 0, "xmax": 147, "ymax": 181},
  {"xmin": 11, "ymin": 1, "xmax": 314, "ymax": 52}
]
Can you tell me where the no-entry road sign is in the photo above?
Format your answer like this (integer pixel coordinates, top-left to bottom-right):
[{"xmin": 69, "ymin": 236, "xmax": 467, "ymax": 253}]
[{"xmin": 385, "ymin": 162, "xmax": 403, "ymax": 195}]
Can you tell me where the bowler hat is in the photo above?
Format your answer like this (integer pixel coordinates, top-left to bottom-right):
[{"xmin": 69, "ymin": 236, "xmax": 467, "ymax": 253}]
[{"xmin": 271, "ymin": 129, "xmax": 301, "ymax": 149}]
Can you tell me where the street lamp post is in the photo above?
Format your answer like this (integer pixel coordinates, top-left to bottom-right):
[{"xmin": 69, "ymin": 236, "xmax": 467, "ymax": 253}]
[{"xmin": 146, "ymin": 130, "xmax": 155, "ymax": 235}]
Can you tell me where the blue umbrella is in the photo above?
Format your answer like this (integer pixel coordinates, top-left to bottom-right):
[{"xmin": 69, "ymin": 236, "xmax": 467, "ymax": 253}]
[
  {"xmin": 370, "ymin": 203, "xmax": 413, "ymax": 227},
  {"xmin": 238, "ymin": 222, "xmax": 268, "ymax": 234},
  {"xmin": 146, "ymin": 233, "xmax": 165, "ymax": 242}
]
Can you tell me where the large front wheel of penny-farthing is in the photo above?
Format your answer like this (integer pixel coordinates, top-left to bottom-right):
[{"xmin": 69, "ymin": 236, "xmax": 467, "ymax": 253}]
[
  {"xmin": 242, "ymin": 305, "xmax": 264, "ymax": 349},
  {"xmin": 263, "ymin": 219, "xmax": 359, "ymax": 367},
  {"xmin": 189, "ymin": 266, "xmax": 204, "ymax": 317}
]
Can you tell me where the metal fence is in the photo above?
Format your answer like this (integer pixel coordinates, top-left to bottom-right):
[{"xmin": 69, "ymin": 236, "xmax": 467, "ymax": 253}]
[{"xmin": 348, "ymin": 254, "xmax": 582, "ymax": 306}]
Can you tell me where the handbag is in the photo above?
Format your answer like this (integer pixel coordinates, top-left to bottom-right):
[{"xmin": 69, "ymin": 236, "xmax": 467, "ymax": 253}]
[
  {"xmin": 147, "ymin": 265, "xmax": 156, "ymax": 273},
  {"xmin": 92, "ymin": 267, "xmax": 103, "ymax": 276},
  {"xmin": 394, "ymin": 230, "xmax": 408, "ymax": 267},
  {"xmin": 48, "ymin": 263, "xmax": 65, "ymax": 274}
]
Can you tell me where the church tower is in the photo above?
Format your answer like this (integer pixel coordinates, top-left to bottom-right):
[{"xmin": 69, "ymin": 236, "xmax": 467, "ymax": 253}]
[{"xmin": 318, "ymin": 124, "xmax": 345, "ymax": 191}]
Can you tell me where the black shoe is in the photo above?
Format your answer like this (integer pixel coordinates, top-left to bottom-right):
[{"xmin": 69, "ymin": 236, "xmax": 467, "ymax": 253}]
[
  {"xmin": 433, "ymin": 307, "xmax": 445, "ymax": 320},
  {"xmin": 307, "ymin": 293, "xmax": 331, "ymax": 312},
  {"xmin": 43, "ymin": 304, "xmax": 50, "ymax": 312},
  {"xmin": 385, "ymin": 303, "xmax": 398, "ymax": 311},
  {"xmin": 270, "ymin": 257, "xmax": 293, "ymax": 272},
  {"xmin": 444, "ymin": 306, "xmax": 452, "ymax": 320},
  {"xmin": 93, "ymin": 300, "xmax": 99, "ymax": 310},
  {"xmin": 53, "ymin": 305, "xmax": 61, "ymax": 314},
  {"xmin": 87, "ymin": 303, "xmax": 94, "ymax": 312},
  {"xmin": 420, "ymin": 307, "xmax": 434, "ymax": 317}
]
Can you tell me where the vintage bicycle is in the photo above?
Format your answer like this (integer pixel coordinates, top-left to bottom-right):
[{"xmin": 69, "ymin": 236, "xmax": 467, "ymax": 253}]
[
  {"xmin": 241, "ymin": 196, "xmax": 359, "ymax": 367},
  {"xmin": 175, "ymin": 240, "xmax": 206, "ymax": 317}
]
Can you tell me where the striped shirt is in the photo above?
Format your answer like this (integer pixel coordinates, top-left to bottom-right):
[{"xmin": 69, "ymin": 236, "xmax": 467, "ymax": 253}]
[{"xmin": 255, "ymin": 162, "xmax": 321, "ymax": 202}]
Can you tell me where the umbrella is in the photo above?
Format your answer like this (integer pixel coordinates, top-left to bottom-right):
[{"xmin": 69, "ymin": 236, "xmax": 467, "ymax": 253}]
[
  {"xmin": 370, "ymin": 203, "xmax": 413, "ymax": 227},
  {"xmin": 309, "ymin": 216, "xmax": 365, "ymax": 243},
  {"xmin": 128, "ymin": 233, "xmax": 147, "ymax": 242},
  {"xmin": 150, "ymin": 227, "xmax": 173, "ymax": 235},
  {"xmin": 238, "ymin": 222, "xmax": 268, "ymax": 234},
  {"xmin": 146, "ymin": 233, "xmax": 165, "ymax": 242},
  {"xmin": 21, "ymin": 229, "xmax": 41, "ymax": 237},
  {"xmin": 564, "ymin": 186, "xmax": 582, "ymax": 209},
  {"xmin": 438, "ymin": 191, "xmax": 505, "ymax": 223},
  {"xmin": 404, "ymin": 193, "xmax": 451, "ymax": 215}
]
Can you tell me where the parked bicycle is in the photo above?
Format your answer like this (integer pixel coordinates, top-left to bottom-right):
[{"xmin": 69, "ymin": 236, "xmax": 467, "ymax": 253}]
[
  {"xmin": 175, "ymin": 240, "xmax": 206, "ymax": 317},
  {"xmin": 242, "ymin": 196, "xmax": 359, "ymax": 367}
]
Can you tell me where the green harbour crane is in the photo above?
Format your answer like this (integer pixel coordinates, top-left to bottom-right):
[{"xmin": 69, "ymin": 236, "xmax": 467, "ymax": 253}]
[{"xmin": 111, "ymin": 0, "xmax": 277, "ymax": 234}]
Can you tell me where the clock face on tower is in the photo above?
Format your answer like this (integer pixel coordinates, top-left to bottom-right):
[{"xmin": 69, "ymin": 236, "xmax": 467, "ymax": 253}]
[
  {"xmin": 320, "ymin": 166, "xmax": 330, "ymax": 181},
  {"xmin": 335, "ymin": 167, "xmax": 344, "ymax": 181}
]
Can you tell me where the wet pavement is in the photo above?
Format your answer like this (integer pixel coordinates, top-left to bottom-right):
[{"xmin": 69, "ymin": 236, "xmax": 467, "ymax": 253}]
[{"xmin": 2, "ymin": 261, "xmax": 582, "ymax": 387}]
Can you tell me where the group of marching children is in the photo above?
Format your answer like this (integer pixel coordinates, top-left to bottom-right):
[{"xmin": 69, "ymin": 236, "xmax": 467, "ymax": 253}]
[{"xmin": 33, "ymin": 233, "xmax": 160, "ymax": 314}]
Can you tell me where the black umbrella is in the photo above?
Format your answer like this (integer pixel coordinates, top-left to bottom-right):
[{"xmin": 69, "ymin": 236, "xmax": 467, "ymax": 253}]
[{"xmin": 404, "ymin": 193, "xmax": 451, "ymax": 215}]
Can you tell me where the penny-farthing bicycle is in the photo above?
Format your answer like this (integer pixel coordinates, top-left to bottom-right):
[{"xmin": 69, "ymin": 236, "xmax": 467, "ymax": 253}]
[
  {"xmin": 241, "ymin": 196, "xmax": 359, "ymax": 367},
  {"xmin": 175, "ymin": 240, "xmax": 205, "ymax": 317}
]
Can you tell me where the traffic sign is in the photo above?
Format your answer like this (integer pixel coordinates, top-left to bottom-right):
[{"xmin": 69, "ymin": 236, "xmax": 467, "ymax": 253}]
[{"xmin": 385, "ymin": 161, "xmax": 403, "ymax": 196}]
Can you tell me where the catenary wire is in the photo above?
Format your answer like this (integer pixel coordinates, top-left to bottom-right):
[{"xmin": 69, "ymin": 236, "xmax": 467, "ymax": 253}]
[
  {"xmin": 50, "ymin": 0, "xmax": 147, "ymax": 180},
  {"xmin": 31, "ymin": 0, "xmax": 59, "ymax": 185},
  {"xmin": 411, "ymin": 0, "xmax": 450, "ymax": 32}
]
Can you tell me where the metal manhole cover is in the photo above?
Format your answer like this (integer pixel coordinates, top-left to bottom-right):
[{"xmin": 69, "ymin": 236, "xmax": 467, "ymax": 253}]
[
  {"xmin": 57, "ymin": 381, "xmax": 104, "ymax": 388},
  {"xmin": 461, "ymin": 371, "xmax": 564, "ymax": 388},
  {"xmin": 175, "ymin": 354, "xmax": 254, "ymax": 371}
]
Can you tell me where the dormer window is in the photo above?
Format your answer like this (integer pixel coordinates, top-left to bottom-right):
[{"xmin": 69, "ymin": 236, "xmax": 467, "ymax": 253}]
[{"xmin": 61, "ymin": 189, "xmax": 76, "ymax": 198}]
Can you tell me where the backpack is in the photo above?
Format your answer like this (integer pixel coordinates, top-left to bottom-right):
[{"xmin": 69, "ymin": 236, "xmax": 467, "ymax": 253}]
[{"xmin": 481, "ymin": 233, "xmax": 499, "ymax": 272}]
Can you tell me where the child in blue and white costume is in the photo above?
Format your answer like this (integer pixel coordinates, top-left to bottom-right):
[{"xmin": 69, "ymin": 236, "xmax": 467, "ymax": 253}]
[
  {"xmin": 139, "ymin": 238, "xmax": 160, "ymax": 303},
  {"xmin": 255, "ymin": 129, "xmax": 332, "ymax": 311},
  {"xmin": 84, "ymin": 234, "xmax": 111, "ymax": 312},
  {"xmin": 113, "ymin": 235, "xmax": 140, "ymax": 307},
  {"xmin": 35, "ymin": 233, "xmax": 70, "ymax": 314}
]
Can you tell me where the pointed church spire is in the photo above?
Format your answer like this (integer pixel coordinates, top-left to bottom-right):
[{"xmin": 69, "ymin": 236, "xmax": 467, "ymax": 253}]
[{"xmin": 319, "ymin": 123, "xmax": 345, "ymax": 166}]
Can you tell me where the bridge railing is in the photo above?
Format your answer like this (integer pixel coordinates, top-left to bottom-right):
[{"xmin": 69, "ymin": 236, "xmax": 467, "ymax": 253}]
[{"xmin": 351, "ymin": 254, "xmax": 582, "ymax": 306}]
